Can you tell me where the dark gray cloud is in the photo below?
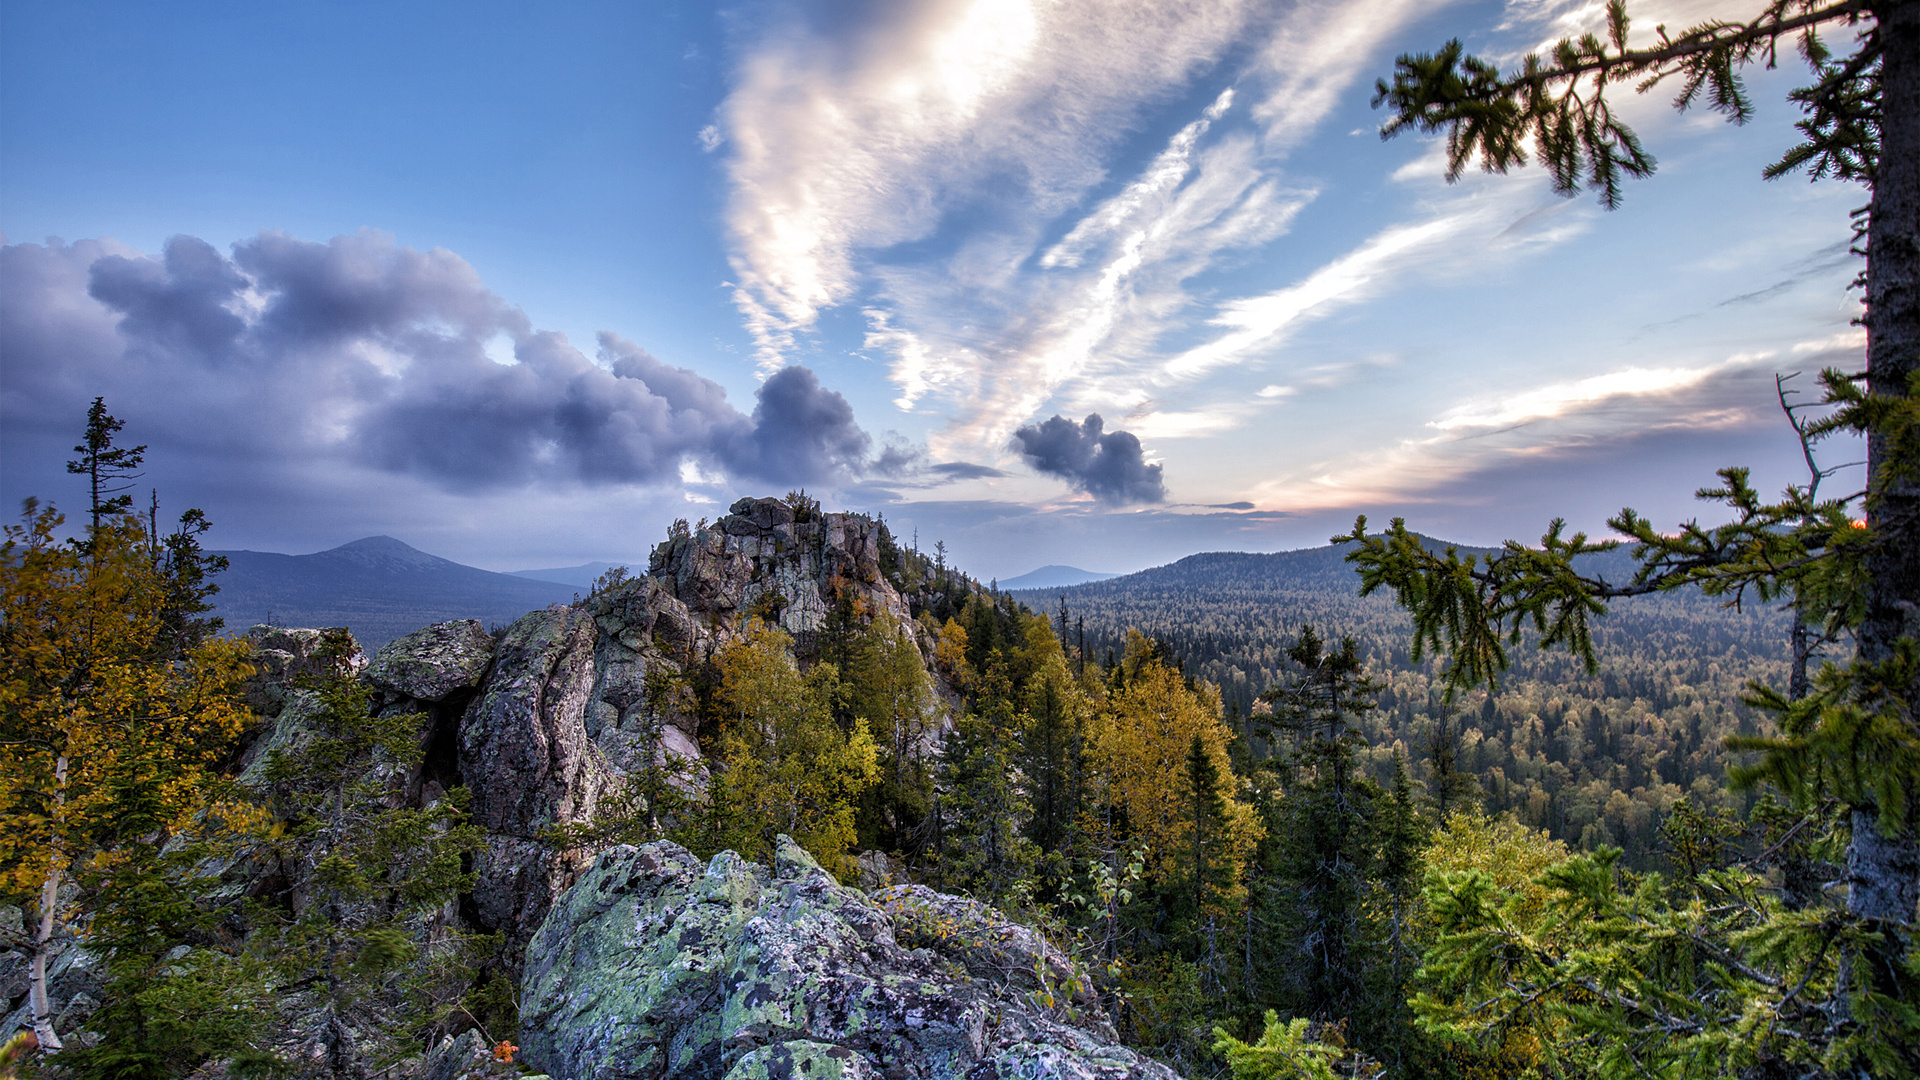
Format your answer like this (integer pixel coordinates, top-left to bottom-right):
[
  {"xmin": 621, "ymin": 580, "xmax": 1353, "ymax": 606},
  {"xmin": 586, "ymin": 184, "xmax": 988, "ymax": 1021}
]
[
  {"xmin": 928, "ymin": 461, "xmax": 1007, "ymax": 480},
  {"xmin": 1, "ymin": 230, "xmax": 875, "ymax": 493},
  {"xmin": 724, "ymin": 365, "xmax": 872, "ymax": 486},
  {"xmin": 1011, "ymin": 413, "xmax": 1165, "ymax": 504}
]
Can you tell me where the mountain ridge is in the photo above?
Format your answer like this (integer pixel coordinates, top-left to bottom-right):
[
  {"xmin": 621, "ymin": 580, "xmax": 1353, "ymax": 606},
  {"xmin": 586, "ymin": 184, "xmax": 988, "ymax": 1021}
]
[{"xmin": 209, "ymin": 536, "xmax": 576, "ymax": 650}]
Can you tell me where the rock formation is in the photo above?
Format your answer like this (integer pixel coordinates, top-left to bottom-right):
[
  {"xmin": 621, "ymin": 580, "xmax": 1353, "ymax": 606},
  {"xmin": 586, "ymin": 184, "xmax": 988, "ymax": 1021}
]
[
  {"xmin": 2, "ymin": 496, "xmax": 1172, "ymax": 1078},
  {"xmin": 519, "ymin": 838, "xmax": 1175, "ymax": 1080}
]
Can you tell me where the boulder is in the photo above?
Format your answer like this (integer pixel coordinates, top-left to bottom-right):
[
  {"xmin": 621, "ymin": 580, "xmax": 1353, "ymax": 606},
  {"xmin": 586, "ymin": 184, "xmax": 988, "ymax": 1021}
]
[
  {"xmin": 243, "ymin": 625, "xmax": 360, "ymax": 714},
  {"xmin": 365, "ymin": 620, "xmax": 496, "ymax": 703},
  {"xmin": 519, "ymin": 839, "xmax": 1174, "ymax": 1080},
  {"xmin": 460, "ymin": 606, "xmax": 608, "ymax": 941},
  {"xmin": 874, "ymin": 885, "xmax": 1097, "ymax": 1010}
]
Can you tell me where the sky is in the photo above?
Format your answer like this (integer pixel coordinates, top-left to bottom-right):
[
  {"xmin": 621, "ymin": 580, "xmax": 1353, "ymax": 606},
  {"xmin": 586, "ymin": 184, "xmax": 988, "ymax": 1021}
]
[{"xmin": 0, "ymin": 0, "xmax": 1869, "ymax": 580}]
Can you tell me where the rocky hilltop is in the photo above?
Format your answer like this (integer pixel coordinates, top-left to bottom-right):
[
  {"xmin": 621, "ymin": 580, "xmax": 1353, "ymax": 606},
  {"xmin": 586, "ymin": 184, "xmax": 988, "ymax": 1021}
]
[{"xmin": 5, "ymin": 496, "xmax": 1173, "ymax": 1078}]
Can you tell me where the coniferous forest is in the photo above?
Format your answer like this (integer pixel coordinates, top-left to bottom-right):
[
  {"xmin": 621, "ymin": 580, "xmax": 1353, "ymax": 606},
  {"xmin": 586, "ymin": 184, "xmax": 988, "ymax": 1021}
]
[{"xmin": 1013, "ymin": 543, "xmax": 1794, "ymax": 870}]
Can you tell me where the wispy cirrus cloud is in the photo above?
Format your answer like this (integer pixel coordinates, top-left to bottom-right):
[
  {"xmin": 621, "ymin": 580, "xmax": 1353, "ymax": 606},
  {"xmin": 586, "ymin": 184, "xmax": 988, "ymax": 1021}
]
[
  {"xmin": 1242, "ymin": 350, "xmax": 1812, "ymax": 515},
  {"xmin": 715, "ymin": 0, "xmax": 1459, "ymax": 482},
  {"xmin": 718, "ymin": 0, "xmax": 1256, "ymax": 372}
]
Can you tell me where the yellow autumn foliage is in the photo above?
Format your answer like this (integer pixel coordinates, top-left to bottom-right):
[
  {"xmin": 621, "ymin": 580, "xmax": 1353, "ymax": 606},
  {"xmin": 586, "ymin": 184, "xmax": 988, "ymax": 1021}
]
[
  {"xmin": 1093, "ymin": 633, "xmax": 1261, "ymax": 906},
  {"xmin": 0, "ymin": 505, "xmax": 259, "ymax": 899},
  {"xmin": 714, "ymin": 618, "xmax": 878, "ymax": 878}
]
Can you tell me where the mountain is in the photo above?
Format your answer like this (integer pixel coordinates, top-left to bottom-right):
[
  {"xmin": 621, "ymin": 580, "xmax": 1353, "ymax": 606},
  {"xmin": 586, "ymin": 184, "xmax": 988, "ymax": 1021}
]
[
  {"xmin": 209, "ymin": 536, "xmax": 576, "ymax": 649},
  {"xmin": 508, "ymin": 560, "xmax": 633, "ymax": 588},
  {"xmin": 996, "ymin": 564, "xmax": 1119, "ymax": 590}
]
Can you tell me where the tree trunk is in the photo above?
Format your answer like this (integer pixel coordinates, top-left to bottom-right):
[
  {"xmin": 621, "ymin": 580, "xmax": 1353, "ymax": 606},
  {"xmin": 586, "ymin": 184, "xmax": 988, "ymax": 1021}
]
[
  {"xmin": 28, "ymin": 862, "xmax": 63, "ymax": 1053},
  {"xmin": 28, "ymin": 753, "xmax": 68, "ymax": 1054},
  {"xmin": 1854, "ymin": 0, "xmax": 1920, "ymax": 982}
]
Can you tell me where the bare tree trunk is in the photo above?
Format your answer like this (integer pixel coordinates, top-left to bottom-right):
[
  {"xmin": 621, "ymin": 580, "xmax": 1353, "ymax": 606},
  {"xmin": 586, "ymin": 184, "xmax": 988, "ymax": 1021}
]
[
  {"xmin": 1854, "ymin": 0, "xmax": 1920, "ymax": 977},
  {"xmin": 28, "ymin": 754, "xmax": 68, "ymax": 1053},
  {"xmin": 28, "ymin": 863, "xmax": 63, "ymax": 1052}
]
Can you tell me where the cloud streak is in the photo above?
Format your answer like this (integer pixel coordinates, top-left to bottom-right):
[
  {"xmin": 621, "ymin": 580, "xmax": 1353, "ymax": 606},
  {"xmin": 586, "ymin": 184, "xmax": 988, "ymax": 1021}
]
[{"xmin": 714, "ymin": 0, "xmax": 1473, "ymax": 471}]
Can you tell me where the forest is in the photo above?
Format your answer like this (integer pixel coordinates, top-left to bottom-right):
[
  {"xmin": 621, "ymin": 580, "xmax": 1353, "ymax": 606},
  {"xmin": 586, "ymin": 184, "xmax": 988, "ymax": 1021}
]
[
  {"xmin": 1, "ymin": 457, "xmax": 1907, "ymax": 1078},
  {"xmin": 1012, "ymin": 542, "xmax": 1794, "ymax": 868}
]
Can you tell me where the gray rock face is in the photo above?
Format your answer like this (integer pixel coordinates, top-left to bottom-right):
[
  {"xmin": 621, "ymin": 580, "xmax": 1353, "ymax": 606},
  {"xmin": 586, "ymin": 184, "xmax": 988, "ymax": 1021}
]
[
  {"xmin": 520, "ymin": 839, "xmax": 1175, "ymax": 1080},
  {"xmin": 366, "ymin": 619, "xmax": 496, "ymax": 702},
  {"xmin": 243, "ymin": 624, "xmax": 361, "ymax": 714},
  {"xmin": 648, "ymin": 498, "xmax": 921, "ymax": 650},
  {"xmin": 461, "ymin": 605, "xmax": 609, "ymax": 940}
]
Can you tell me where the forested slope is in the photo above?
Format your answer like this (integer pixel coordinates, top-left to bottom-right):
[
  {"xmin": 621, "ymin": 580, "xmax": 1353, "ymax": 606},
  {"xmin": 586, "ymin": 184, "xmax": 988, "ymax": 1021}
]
[{"xmin": 1014, "ymin": 538, "xmax": 1794, "ymax": 865}]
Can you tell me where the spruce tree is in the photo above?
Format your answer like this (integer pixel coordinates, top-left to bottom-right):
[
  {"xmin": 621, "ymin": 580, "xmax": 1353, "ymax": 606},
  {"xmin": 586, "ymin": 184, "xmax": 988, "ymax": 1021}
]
[
  {"xmin": 253, "ymin": 631, "xmax": 484, "ymax": 1078},
  {"xmin": 65, "ymin": 397, "xmax": 147, "ymax": 544},
  {"xmin": 1366, "ymin": 2, "xmax": 1919, "ymax": 1065}
]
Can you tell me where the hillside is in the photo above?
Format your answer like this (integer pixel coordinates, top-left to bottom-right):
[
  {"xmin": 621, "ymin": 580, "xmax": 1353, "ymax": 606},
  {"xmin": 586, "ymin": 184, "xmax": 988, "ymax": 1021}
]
[
  {"xmin": 209, "ymin": 535, "xmax": 576, "ymax": 649},
  {"xmin": 1012, "ymin": 537, "xmax": 1793, "ymax": 864}
]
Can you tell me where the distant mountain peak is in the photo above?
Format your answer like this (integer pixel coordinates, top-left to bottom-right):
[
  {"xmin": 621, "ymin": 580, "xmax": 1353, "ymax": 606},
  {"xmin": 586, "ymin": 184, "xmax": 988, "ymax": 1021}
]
[
  {"xmin": 999, "ymin": 565, "xmax": 1119, "ymax": 590},
  {"xmin": 328, "ymin": 535, "xmax": 416, "ymax": 552},
  {"xmin": 314, "ymin": 535, "xmax": 455, "ymax": 573}
]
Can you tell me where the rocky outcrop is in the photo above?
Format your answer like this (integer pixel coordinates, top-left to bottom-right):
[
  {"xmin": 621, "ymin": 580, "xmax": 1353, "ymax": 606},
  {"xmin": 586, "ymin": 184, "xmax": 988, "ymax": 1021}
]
[
  {"xmin": 647, "ymin": 498, "xmax": 919, "ymax": 647},
  {"xmin": 438, "ymin": 497, "xmax": 939, "ymax": 946},
  {"xmin": 242, "ymin": 625, "xmax": 362, "ymax": 715},
  {"xmin": 366, "ymin": 619, "xmax": 497, "ymax": 703},
  {"xmin": 519, "ymin": 839, "xmax": 1175, "ymax": 1080},
  {"xmin": 460, "ymin": 606, "xmax": 609, "ymax": 940}
]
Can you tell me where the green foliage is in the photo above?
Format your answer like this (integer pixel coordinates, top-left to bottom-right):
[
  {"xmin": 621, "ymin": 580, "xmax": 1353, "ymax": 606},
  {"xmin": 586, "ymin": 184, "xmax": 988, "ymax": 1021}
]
[
  {"xmin": 1414, "ymin": 811, "xmax": 1918, "ymax": 1078},
  {"xmin": 1016, "ymin": 546, "xmax": 1785, "ymax": 866},
  {"xmin": 702, "ymin": 619, "xmax": 879, "ymax": 876},
  {"xmin": 1371, "ymin": 0, "xmax": 1876, "ymax": 208},
  {"xmin": 59, "ymin": 844, "xmax": 276, "ymax": 1080},
  {"xmin": 589, "ymin": 564, "xmax": 630, "ymax": 595},
  {"xmin": 1212, "ymin": 1011, "xmax": 1377, "ymax": 1080},
  {"xmin": 253, "ymin": 630, "xmax": 484, "ymax": 1077},
  {"xmin": 850, "ymin": 611, "xmax": 938, "ymax": 851},
  {"xmin": 784, "ymin": 488, "xmax": 821, "ymax": 523},
  {"xmin": 933, "ymin": 708, "xmax": 1035, "ymax": 902}
]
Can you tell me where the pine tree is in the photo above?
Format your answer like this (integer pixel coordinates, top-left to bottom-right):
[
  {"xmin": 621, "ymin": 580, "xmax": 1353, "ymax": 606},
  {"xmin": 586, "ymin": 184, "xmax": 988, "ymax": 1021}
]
[
  {"xmin": 65, "ymin": 397, "xmax": 147, "ymax": 544},
  {"xmin": 934, "ymin": 702, "xmax": 1033, "ymax": 901},
  {"xmin": 1420, "ymin": 698, "xmax": 1481, "ymax": 822},
  {"xmin": 1259, "ymin": 628, "xmax": 1378, "ymax": 1024},
  {"xmin": 1366, "ymin": 2, "xmax": 1918, "ymax": 1065},
  {"xmin": 1021, "ymin": 651, "xmax": 1089, "ymax": 862}
]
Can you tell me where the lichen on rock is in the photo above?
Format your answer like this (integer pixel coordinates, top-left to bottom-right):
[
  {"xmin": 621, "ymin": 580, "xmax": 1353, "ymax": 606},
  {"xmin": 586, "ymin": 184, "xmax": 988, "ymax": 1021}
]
[{"xmin": 519, "ymin": 838, "xmax": 1175, "ymax": 1080}]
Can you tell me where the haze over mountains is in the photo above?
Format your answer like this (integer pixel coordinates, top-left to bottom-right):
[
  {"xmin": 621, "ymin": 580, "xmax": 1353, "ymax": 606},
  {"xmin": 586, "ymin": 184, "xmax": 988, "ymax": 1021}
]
[
  {"xmin": 210, "ymin": 531, "xmax": 1654, "ymax": 656},
  {"xmin": 507, "ymin": 561, "xmax": 635, "ymax": 589},
  {"xmin": 996, "ymin": 565, "xmax": 1119, "ymax": 590},
  {"xmin": 209, "ymin": 536, "xmax": 574, "ymax": 649}
]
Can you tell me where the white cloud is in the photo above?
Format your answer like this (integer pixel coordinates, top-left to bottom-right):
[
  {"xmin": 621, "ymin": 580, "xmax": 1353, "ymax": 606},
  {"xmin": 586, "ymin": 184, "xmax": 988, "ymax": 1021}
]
[
  {"xmin": 1163, "ymin": 212, "xmax": 1470, "ymax": 380},
  {"xmin": 715, "ymin": 0, "xmax": 1446, "ymax": 454},
  {"xmin": 1249, "ymin": 0, "xmax": 1455, "ymax": 149},
  {"xmin": 717, "ymin": 0, "xmax": 1255, "ymax": 371},
  {"xmin": 1430, "ymin": 363, "xmax": 1731, "ymax": 431}
]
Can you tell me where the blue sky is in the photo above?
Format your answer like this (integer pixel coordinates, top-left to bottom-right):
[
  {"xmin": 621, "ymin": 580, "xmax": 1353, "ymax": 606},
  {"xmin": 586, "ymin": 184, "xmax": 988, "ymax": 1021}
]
[{"xmin": 0, "ymin": 0, "xmax": 1867, "ymax": 580}]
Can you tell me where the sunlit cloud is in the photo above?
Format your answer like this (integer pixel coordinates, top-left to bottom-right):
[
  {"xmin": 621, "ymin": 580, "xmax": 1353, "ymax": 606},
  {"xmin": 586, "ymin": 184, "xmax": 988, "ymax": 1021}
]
[
  {"xmin": 717, "ymin": 0, "xmax": 1255, "ymax": 371},
  {"xmin": 1163, "ymin": 213, "xmax": 1469, "ymax": 380},
  {"xmin": 1430, "ymin": 363, "xmax": 1730, "ymax": 431},
  {"xmin": 1246, "ymin": 354, "xmax": 1782, "ymax": 513}
]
